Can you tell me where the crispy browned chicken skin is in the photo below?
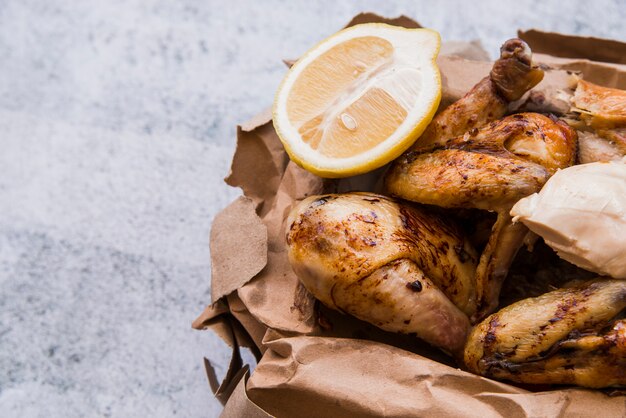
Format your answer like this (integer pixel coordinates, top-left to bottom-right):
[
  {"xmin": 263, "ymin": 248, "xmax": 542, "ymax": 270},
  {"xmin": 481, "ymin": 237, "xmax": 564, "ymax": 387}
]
[
  {"xmin": 286, "ymin": 193, "xmax": 478, "ymax": 355},
  {"xmin": 572, "ymin": 80, "xmax": 626, "ymax": 163},
  {"xmin": 465, "ymin": 279, "xmax": 626, "ymax": 388},
  {"xmin": 385, "ymin": 39, "xmax": 577, "ymax": 322},
  {"xmin": 409, "ymin": 38, "xmax": 545, "ymax": 151},
  {"xmin": 386, "ymin": 113, "xmax": 576, "ymax": 209}
]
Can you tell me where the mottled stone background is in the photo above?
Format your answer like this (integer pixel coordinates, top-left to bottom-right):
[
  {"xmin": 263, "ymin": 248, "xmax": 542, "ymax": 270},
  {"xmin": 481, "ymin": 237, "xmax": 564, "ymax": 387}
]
[{"xmin": 0, "ymin": 0, "xmax": 624, "ymax": 416}]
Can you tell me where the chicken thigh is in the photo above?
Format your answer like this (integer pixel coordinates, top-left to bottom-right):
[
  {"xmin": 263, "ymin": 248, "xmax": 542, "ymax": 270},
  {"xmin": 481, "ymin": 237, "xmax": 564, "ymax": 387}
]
[
  {"xmin": 286, "ymin": 193, "xmax": 478, "ymax": 355},
  {"xmin": 385, "ymin": 39, "xmax": 577, "ymax": 322},
  {"xmin": 464, "ymin": 279, "xmax": 626, "ymax": 388}
]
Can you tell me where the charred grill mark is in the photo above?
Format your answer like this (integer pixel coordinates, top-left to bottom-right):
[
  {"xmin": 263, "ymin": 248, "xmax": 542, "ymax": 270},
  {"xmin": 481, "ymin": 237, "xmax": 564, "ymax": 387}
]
[
  {"xmin": 403, "ymin": 150, "xmax": 420, "ymax": 164},
  {"xmin": 429, "ymin": 247, "xmax": 439, "ymax": 266},
  {"xmin": 536, "ymin": 343, "xmax": 563, "ymax": 360},
  {"xmin": 361, "ymin": 237, "xmax": 377, "ymax": 247},
  {"xmin": 310, "ymin": 195, "xmax": 335, "ymax": 208},
  {"xmin": 483, "ymin": 358, "xmax": 525, "ymax": 376},
  {"xmin": 549, "ymin": 306, "xmax": 571, "ymax": 324},
  {"xmin": 484, "ymin": 316, "xmax": 500, "ymax": 353},
  {"xmin": 350, "ymin": 211, "xmax": 378, "ymax": 224},
  {"xmin": 398, "ymin": 206, "xmax": 462, "ymax": 241},
  {"xmin": 313, "ymin": 237, "xmax": 333, "ymax": 255},
  {"xmin": 355, "ymin": 274, "xmax": 369, "ymax": 285},
  {"xmin": 362, "ymin": 197, "xmax": 380, "ymax": 203},
  {"xmin": 454, "ymin": 244, "xmax": 471, "ymax": 263},
  {"xmin": 549, "ymin": 293, "xmax": 591, "ymax": 324},
  {"xmin": 398, "ymin": 211, "xmax": 409, "ymax": 230},
  {"xmin": 438, "ymin": 241, "xmax": 450, "ymax": 255},
  {"xmin": 406, "ymin": 280, "xmax": 423, "ymax": 292},
  {"xmin": 315, "ymin": 221, "xmax": 325, "ymax": 235}
]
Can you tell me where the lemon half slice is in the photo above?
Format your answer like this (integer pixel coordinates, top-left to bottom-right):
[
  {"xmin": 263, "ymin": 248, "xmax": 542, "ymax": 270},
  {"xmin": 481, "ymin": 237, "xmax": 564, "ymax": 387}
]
[{"xmin": 273, "ymin": 23, "xmax": 441, "ymax": 178}]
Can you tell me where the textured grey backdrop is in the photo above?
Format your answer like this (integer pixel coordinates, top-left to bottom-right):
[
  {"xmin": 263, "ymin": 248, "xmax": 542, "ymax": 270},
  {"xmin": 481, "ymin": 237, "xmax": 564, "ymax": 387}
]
[{"xmin": 1, "ymin": 0, "xmax": 624, "ymax": 416}]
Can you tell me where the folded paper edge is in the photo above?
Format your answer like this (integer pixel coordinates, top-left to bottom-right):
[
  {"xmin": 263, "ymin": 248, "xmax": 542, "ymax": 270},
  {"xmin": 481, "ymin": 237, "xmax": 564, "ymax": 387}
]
[
  {"xmin": 228, "ymin": 292, "xmax": 269, "ymax": 354},
  {"xmin": 220, "ymin": 368, "xmax": 274, "ymax": 418},
  {"xmin": 209, "ymin": 196, "xmax": 268, "ymax": 302},
  {"xmin": 518, "ymin": 29, "xmax": 626, "ymax": 65},
  {"xmin": 193, "ymin": 300, "xmax": 263, "ymax": 406},
  {"xmin": 344, "ymin": 12, "xmax": 421, "ymax": 29},
  {"xmin": 196, "ymin": 311, "xmax": 243, "ymax": 405},
  {"xmin": 240, "ymin": 107, "xmax": 273, "ymax": 133}
]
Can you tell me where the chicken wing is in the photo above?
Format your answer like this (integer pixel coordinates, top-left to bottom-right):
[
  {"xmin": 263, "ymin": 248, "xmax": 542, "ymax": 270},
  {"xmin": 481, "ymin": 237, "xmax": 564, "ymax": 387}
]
[
  {"xmin": 385, "ymin": 39, "xmax": 577, "ymax": 322},
  {"xmin": 286, "ymin": 193, "xmax": 478, "ymax": 355},
  {"xmin": 387, "ymin": 113, "xmax": 575, "ymax": 209},
  {"xmin": 464, "ymin": 279, "xmax": 626, "ymax": 388}
]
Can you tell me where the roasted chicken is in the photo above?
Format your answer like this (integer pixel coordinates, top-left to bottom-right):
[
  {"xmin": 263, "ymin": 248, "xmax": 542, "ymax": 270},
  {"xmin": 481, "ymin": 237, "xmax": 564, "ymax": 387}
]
[
  {"xmin": 464, "ymin": 279, "xmax": 626, "ymax": 388},
  {"xmin": 385, "ymin": 39, "xmax": 577, "ymax": 322},
  {"xmin": 573, "ymin": 79, "xmax": 626, "ymax": 129},
  {"xmin": 405, "ymin": 38, "xmax": 545, "ymax": 151},
  {"xmin": 571, "ymin": 80, "xmax": 626, "ymax": 163},
  {"xmin": 286, "ymin": 192, "xmax": 478, "ymax": 355}
]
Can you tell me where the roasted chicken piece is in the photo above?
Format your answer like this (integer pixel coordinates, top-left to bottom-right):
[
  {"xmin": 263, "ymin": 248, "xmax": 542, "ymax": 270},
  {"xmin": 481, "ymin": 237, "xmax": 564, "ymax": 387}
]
[
  {"xmin": 465, "ymin": 279, "xmax": 626, "ymax": 388},
  {"xmin": 286, "ymin": 193, "xmax": 478, "ymax": 355},
  {"xmin": 571, "ymin": 80, "xmax": 626, "ymax": 163},
  {"xmin": 386, "ymin": 113, "xmax": 576, "ymax": 210},
  {"xmin": 409, "ymin": 38, "xmax": 544, "ymax": 151},
  {"xmin": 385, "ymin": 39, "xmax": 577, "ymax": 322},
  {"xmin": 573, "ymin": 79, "xmax": 626, "ymax": 129}
]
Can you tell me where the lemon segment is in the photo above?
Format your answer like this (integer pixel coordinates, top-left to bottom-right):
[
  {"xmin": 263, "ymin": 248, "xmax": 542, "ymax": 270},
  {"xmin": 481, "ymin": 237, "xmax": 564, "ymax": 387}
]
[{"xmin": 273, "ymin": 23, "xmax": 442, "ymax": 178}]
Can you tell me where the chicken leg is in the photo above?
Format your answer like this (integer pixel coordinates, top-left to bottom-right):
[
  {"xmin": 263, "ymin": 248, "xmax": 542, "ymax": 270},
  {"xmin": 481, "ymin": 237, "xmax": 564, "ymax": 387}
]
[
  {"xmin": 409, "ymin": 38, "xmax": 544, "ymax": 151},
  {"xmin": 286, "ymin": 193, "xmax": 478, "ymax": 355}
]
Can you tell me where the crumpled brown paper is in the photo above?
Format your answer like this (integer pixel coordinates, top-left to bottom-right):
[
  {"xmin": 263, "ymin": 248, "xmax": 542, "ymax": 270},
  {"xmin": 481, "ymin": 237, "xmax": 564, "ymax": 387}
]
[
  {"xmin": 209, "ymin": 196, "xmax": 267, "ymax": 302},
  {"xmin": 519, "ymin": 29, "xmax": 626, "ymax": 89},
  {"xmin": 518, "ymin": 29, "xmax": 626, "ymax": 65},
  {"xmin": 248, "ymin": 333, "xmax": 626, "ymax": 418},
  {"xmin": 195, "ymin": 13, "xmax": 626, "ymax": 417}
]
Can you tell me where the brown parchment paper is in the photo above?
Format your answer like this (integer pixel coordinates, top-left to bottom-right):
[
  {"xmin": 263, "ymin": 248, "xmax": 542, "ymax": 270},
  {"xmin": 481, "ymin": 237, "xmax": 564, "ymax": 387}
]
[
  {"xmin": 209, "ymin": 196, "xmax": 267, "ymax": 301},
  {"xmin": 519, "ymin": 29, "xmax": 626, "ymax": 89},
  {"xmin": 518, "ymin": 29, "xmax": 626, "ymax": 65},
  {"xmin": 195, "ymin": 13, "xmax": 626, "ymax": 417},
  {"xmin": 248, "ymin": 334, "xmax": 626, "ymax": 418}
]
